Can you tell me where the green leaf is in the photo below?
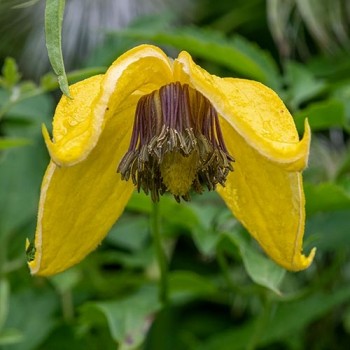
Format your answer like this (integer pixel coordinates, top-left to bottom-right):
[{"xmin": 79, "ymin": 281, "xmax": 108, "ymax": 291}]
[
  {"xmin": 331, "ymin": 80, "xmax": 350, "ymax": 131},
  {"xmin": 2, "ymin": 290, "xmax": 58, "ymax": 350},
  {"xmin": 0, "ymin": 58, "xmax": 21, "ymax": 88},
  {"xmin": 190, "ymin": 201, "xmax": 229, "ymax": 255},
  {"xmin": 200, "ymin": 286, "xmax": 350, "ymax": 350},
  {"xmin": 0, "ymin": 329, "xmax": 23, "ymax": 346},
  {"xmin": 0, "ymin": 139, "xmax": 48, "ymax": 237},
  {"xmin": 49, "ymin": 268, "xmax": 82, "ymax": 294},
  {"xmin": 106, "ymin": 215, "xmax": 149, "ymax": 251},
  {"xmin": 169, "ymin": 271, "xmax": 218, "ymax": 303},
  {"xmin": 0, "ymin": 89, "xmax": 53, "ymax": 136},
  {"xmin": 223, "ymin": 230, "xmax": 285, "ymax": 294},
  {"xmin": 0, "ymin": 278, "xmax": 10, "ymax": 331},
  {"xmin": 80, "ymin": 286, "xmax": 161, "ymax": 350},
  {"xmin": 285, "ymin": 60, "xmax": 326, "ymax": 110},
  {"xmin": 294, "ymin": 98, "xmax": 345, "ymax": 132},
  {"xmin": 305, "ymin": 182, "xmax": 350, "ymax": 215},
  {"xmin": 336, "ymin": 147, "xmax": 350, "ymax": 180},
  {"xmin": 0, "ymin": 137, "xmax": 31, "ymax": 149},
  {"xmin": 45, "ymin": 0, "xmax": 70, "ymax": 97},
  {"xmin": 305, "ymin": 209, "xmax": 350, "ymax": 251},
  {"xmin": 116, "ymin": 26, "xmax": 281, "ymax": 90}
]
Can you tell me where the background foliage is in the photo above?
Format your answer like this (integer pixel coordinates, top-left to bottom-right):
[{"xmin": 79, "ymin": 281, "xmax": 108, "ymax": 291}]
[{"xmin": 1, "ymin": 0, "xmax": 350, "ymax": 349}]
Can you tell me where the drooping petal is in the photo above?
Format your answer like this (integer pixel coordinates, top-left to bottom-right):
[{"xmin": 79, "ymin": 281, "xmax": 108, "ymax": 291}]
[
  {"xmin": 175, "ymin": 52, "xmax": 310, "ymax": 171},
  {"xmin": 45, "ymin": 44, "xmax": 173, "ymax": 166},
  {"xmin": 30, "ymin": 103, "xmax": 135, "ymax": 276},
  {"xmin": 175, "ymin": 52, "xmax": 315, "ymax": 270},
  {"xmin": 217, "ymin": 117, "xmax": 315, "ymax": 271},
  {"xmin": 30, "ymin": 45, "xmax": 174, "ymax": 275}
]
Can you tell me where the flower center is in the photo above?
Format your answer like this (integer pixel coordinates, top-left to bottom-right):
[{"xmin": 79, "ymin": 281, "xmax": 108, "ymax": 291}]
[{"xmin": 117, "ymin": 82, "xmax": 234, "ymax": 202}]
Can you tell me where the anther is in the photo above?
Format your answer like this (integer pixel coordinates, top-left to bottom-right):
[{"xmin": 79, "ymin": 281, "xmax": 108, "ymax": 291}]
[{"xmin": 117, "ymin": 82, "xmax": 234, "ymax": 202}]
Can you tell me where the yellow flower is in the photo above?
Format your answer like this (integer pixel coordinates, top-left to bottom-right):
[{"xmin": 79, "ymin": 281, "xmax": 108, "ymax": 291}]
[{"xmin": 27, "ymin": 44, "xmax": 315, "ymax": 276}]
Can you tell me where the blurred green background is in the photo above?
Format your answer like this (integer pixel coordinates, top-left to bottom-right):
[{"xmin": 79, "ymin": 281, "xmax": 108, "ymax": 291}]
[{"xmin": 1, "ymin": 0, "xmax": 350, "ymax": 349}]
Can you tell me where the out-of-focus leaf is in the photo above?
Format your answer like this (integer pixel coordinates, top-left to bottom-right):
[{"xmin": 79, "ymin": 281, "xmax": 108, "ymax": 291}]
[
  {"xmin": 169, "ymin": 271, "xmax": 218, "ymax": 303},
  {"xmin": 305, "ymin": 209, "xmax": 350, "ymax": 251},
  {"xmin": 200, "ymin": 285, "xmax": 350, "ymax": 350},
  {"xmin": 100, "ymin": 247, "xmax": 154, "ymax": 269},
  {"xmin": 0, "ymin": 58, "xmax": 21, "ymax": 89},
  {"xmin": 45, "ymin": 0, "xmax": 70, "ymax": 97},
  {"xmin": 127, "ymin": 192, "xmax": 201, "ymax": 233},
  {"xmin": 343, "ymin": 305, "xmax": 350, "ymax": 334},
  {"xmin": 0, "ymin": 140, "xmax": 48, "ymax": 237},
  {"xmin": 337, "ymin": 148, "xmax": 350, "ymax": 180},
  {"xmin": 0, "ymin": 90, "xmax": 53, "ymax": 135},
  {"xmin": 116, "ymin": 26, "xmax": 281, "ymax": 90},
  {"xmin": 294, "ymin": 99, "xmax": 345, "ymax": 132},
  {"xmin": 0, "ymin": 91, "xmax": 52, "ymax": 236},
  {"xmin": 2, "ymin": 290, "xmax": 58, "ymax": 350},
  {"xmin": 307, "ymin": 54, "xmax": 350, "ymax": 80},
  {"xmin": 0, "ymin": 137, "xmax": 31, "ymax": 149},
  {"xmin": 0, "ymin": 278, "xmax": 10, "ymax": 331},
  {"xmin": 305, "ymin": 182, "xmax": 350, "ymax": 215},
  {"xmin": 0, "ymin": 329, "xmax": 23, "ymax": 346},
  {"xmin": 295, "ymin": 0, "xmax": 334, "ymax": 53},
  {"xmin": 223, "ymin": 230, "xmax": 285, "ymax": 294},
  {"xmin": 285, "ymin": 60, "xmax": 326, "ymax": 110},
  {"xmin": 80, "ymin": 286, "xmax": 160, "ymax": 350},
  {"xmin": 331, "ymin": 81, "xmax": 350, "ymax": 130},
  {"xmin": 190, "ymin": 202, "xmax": 228, "ymax": 255},
  {"xmin": 49, "ymin": 268, "xmax": 82, "ymax": 294},
  {"xmin": 106, "ymin": 216, "xmax": 149, "ymax": 251}
]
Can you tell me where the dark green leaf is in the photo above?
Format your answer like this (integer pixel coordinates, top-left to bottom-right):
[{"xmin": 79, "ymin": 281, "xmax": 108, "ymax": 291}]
[
  {"xmin": 116, "ymin": 26, "xmax": 281, "ymax": 89},
  {"xmin": 294, "ymin": 99, "xmax": 345, "ymax": 132},
  {"xmin": 305, "ymin": 209, "xmax": 350, "ymax": 251},
  {"xmin": 305, "ymin": 182, "xmax": 350, "ymax": 215},
  {"xmin": 200, "ymin": 286, "xmax": 350, "ymax": 350}
]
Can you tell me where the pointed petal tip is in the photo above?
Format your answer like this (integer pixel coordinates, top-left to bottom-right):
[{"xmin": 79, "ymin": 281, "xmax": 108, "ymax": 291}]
[{"xmin": 291, "ymin": 246, "xmax": 316, "ymax": 272}]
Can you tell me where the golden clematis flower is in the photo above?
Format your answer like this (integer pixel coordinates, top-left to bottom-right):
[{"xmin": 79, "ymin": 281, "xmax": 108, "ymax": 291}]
[{"xmin": 27, "ymin": 44, "xmax": 315, "ymax": 276}]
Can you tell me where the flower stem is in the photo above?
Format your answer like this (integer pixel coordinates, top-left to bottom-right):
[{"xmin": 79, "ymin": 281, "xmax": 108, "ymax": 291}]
[
  {"xmin": 151, "ymin": 201, "xmax": 168, "ymax": 305},
  {"xmin": 247, "ymin": 295, "xmax": 272, "ymax": 350}
]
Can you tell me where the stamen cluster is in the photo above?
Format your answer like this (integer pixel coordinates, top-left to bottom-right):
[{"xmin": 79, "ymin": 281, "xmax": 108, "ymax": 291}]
[{"xmin": 117, "ymin": 82, "xmax": 234, "ymax": 202}]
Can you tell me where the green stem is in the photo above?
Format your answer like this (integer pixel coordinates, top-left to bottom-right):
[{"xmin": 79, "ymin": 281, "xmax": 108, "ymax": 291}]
[
  {"xmin": 217, "ymin": 247, "xmax": 237, "ymax": 292},
  {"xmin": 151, "ymin": 202, "xmax": 168, "ymax": 305},
  {"xmin": 247, "ymin": 295, "xmax": 272, "ymax": 350},
  {"xmin": 61, "ymin": 290, "xmax": 74, "ymax": 322}
]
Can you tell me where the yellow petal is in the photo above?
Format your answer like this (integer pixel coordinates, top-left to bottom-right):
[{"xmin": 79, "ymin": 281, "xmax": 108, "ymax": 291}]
[
  {"xmin": 46, "ymin": 44, "xmax": 173, "ymax": 166},
  {"xmin": 175, "ymin": 51, "xmax": 314, "ymax": 270},
  {"xmin": 175, "ymin": 52, "xmax": 310, "ymax": 171},
  {"xmin": 30, "ymin": 45, "xmax": 175, "ymax": 275},
  {"xmin": 29, "ymin": 103, "xmax": 136, "ymax": 276},
  {"xmin": 217, "ymin": 117, "xmax": 315, "ymax": 270}
]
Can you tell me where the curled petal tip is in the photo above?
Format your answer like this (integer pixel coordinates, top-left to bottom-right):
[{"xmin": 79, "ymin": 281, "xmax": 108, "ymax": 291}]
[{"xmin": 291, "ymin": 247, "xmax": 316, "ymax": 272}]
